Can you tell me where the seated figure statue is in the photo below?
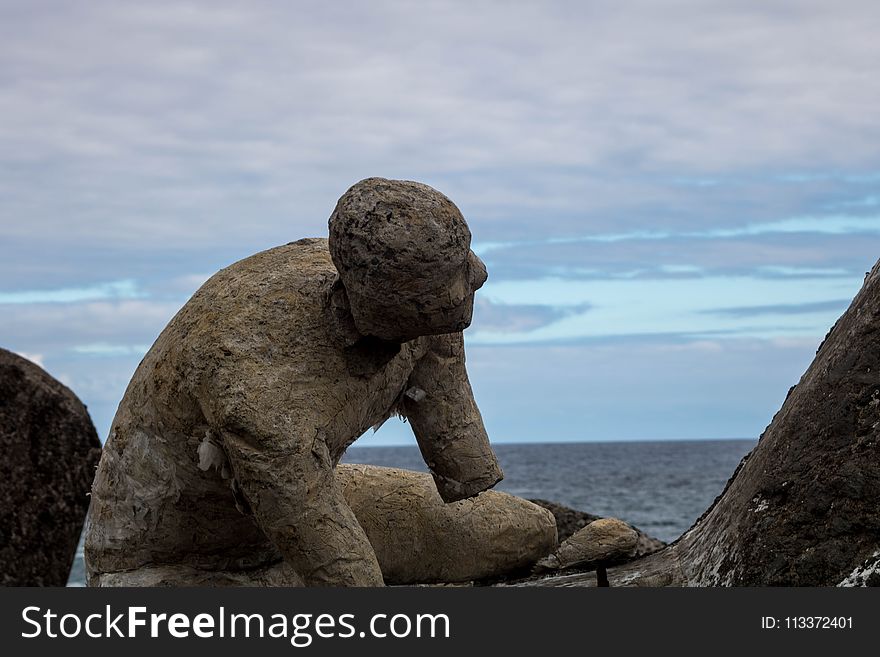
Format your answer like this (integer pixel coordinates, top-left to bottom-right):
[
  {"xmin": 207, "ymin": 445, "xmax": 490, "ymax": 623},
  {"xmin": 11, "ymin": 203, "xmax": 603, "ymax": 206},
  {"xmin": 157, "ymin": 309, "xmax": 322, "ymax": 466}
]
[{"xmin": 84, "ymin": 177, "xmax": 504, "ymax": 586}]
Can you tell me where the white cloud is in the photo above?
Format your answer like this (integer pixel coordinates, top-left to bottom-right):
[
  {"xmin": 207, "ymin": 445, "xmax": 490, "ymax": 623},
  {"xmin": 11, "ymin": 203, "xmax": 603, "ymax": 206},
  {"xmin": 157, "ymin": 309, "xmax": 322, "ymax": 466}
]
[
  {"xmin": 471, "ymin": 272, "xmax": 859, "ymax": 344},
  {"xmin": 756, "ymin": 266, "xmax": 851, "ymax": 277},
  {"xmin": 2, "ymin": 1, "xmax": 878, "ymax": 444},
  {"xmin": 473, "ymin": 215, "xmax": 880, "ymax": 257},
  {"xmin": 71, "ymin": 343, "xmax": 151, "ymax": 357},
  {"xmin": 2, "ymin": 1, "xmax": 880, "ymax": 250},
  {"xmin": 0, "ymin": 299, "xmax": 182, "ymax": 351},
  {"xmin": 0, "ymin": 296, "xmax": 183, "ymax": 440},
  {"xmin": 13, "ymin": 350, "xmax": 44, "ymax": 367},
  {"xmin": 147, "ymin": 273, "xmax": 214, "ymax": 298},
  {"xmin": 0, "ymin": 280, "xmax": 144, "ymax": 304}
]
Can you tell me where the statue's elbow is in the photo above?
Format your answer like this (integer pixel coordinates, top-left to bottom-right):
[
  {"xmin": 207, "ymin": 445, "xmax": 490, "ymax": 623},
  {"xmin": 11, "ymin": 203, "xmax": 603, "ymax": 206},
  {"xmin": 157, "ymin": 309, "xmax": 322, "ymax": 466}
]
[{"xmin": 431, "ymin": 463, "xmax": 504, "ymax": 503}]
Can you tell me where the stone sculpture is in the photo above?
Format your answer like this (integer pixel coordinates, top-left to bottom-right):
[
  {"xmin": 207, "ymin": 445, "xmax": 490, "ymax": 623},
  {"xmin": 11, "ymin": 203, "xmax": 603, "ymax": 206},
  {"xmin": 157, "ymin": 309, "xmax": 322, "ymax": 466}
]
[
  {"xmin": 85, "ymin": 178, "xmax": 507, "ymax": 587},
  {"xmin": 1, "ymin": 348, "xmax": 102, "ymax": 586}
]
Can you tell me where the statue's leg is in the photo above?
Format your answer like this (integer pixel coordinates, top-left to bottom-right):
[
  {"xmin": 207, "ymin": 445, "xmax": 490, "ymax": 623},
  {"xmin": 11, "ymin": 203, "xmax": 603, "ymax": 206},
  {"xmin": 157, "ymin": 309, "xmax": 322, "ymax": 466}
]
[{"xmin": 284, "ymin": 475, "xmax": 385, "ymax": 586}]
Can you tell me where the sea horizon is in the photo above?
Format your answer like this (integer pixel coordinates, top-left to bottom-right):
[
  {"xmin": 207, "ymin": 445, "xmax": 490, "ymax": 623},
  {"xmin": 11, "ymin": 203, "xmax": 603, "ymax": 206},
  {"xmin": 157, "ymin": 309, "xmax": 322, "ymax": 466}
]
[{"xmin": 351, "ymin": 436, "xmax": 758, "ymax": 448}]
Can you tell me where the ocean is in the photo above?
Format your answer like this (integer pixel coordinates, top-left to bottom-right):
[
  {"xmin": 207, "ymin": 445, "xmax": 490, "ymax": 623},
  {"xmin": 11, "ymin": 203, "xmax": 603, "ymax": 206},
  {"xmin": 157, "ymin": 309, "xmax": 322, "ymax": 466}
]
[{"xmin": 67, "ymin": 439, "xmax": 755, "ymax": 585}]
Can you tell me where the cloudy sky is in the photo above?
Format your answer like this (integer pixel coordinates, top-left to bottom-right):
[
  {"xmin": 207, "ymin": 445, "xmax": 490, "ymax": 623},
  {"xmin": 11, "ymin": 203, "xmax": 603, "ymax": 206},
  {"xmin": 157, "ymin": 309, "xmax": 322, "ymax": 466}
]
[{"xmin": 2, "ymin": 0, "xmax": 879, "ymax": 445}]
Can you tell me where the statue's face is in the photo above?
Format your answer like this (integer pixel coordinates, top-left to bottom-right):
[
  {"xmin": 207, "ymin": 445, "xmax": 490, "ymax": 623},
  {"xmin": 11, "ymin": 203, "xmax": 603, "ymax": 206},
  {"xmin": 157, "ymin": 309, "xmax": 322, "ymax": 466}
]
[
  {"xmin": 346, "ymin": 250, "xmax": 488, "ymax": 342},
  {"xmin": 426, "ymin": 250, "xmax": 489, "ymax": 332}
]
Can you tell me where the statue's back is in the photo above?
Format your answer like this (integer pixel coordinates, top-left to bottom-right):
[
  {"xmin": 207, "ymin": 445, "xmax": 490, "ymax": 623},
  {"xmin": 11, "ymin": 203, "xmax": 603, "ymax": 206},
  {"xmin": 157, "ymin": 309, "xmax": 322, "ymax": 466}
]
[{"xmin": 84, "ymin": 239, "xmax": 337, "ymax": 581}]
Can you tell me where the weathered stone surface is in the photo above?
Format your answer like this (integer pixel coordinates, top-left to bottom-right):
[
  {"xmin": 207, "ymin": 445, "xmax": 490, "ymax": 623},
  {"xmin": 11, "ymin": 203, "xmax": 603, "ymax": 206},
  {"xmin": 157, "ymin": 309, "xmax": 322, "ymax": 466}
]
[
  {"xmin": 329, "ymin": 177, "xmax": 487, "ymax": 343},
  {"xmin": 0, "ymin": 348, "xmax": 102, "ymax": 586},
  {"xmin": 337, "ymin": 464, "xmax": 557, "ymax": 584},
  {"xmin": 86, "ymin": 178, "xmax": 503, "ymax": 587},
  {"xmin": 534, "ymin": 518, "xmax": 638, "ymax": 573},
  {"xmin": 529, "ymin": 498, "xmax": 665, "ymax": 557},
  {"xmin": 520, "ymin": 258, "xmax": 880, "ymax": 587}
]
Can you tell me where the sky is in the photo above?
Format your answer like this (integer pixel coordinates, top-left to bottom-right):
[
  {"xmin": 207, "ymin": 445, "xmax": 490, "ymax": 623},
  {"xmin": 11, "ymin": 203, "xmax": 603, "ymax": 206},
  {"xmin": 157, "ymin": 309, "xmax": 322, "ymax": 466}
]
[{"xmin": 1, "ymin": 0, "xmax": 879, "ymax": 445}]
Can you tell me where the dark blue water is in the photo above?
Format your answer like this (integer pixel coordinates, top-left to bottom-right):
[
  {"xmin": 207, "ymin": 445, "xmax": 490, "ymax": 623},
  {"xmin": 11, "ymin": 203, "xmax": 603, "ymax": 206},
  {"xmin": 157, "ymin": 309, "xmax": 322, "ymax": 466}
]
[{"xmin": 68, "ymin": 439, "xmax": 755, "ymax": 585}]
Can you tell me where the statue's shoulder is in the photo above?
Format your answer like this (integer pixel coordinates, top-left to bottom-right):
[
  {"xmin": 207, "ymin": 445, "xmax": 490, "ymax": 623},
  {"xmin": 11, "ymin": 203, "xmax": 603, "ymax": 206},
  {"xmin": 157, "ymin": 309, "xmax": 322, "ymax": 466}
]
[
  {"xmin": 222, "ymin": 238, "xmax": 332, "ymax": 278},
  {"xmin": 190, "ymin": 238, "xmax": 334, "ymax": 301},
  {"xmin": 163, "ymin": 238, "xmax": 335, "ymax": 350}
]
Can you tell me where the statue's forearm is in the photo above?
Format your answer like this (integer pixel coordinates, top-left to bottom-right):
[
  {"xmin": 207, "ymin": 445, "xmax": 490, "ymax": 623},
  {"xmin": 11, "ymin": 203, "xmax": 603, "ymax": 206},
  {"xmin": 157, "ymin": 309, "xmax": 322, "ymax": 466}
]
[
  {"xmin": 403, "ymin": 333, "xmax": 503, "ymax": 502},
  {"xmin": 204, "ymin": 372, "xmax": 384, "ymax": 587},
  {"xmin": 221, "ymin": 427, "xmax": 383, "ymax": 586}
]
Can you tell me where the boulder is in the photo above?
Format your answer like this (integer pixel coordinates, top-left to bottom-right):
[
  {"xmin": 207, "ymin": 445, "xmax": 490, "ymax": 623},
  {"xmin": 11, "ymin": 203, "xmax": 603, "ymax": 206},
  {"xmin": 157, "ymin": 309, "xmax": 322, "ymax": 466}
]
[
  {"xmin": 529, "ymin": 498, "xmax": 665, "ymax": 557},
  {"xmin": 0, "ymin": 348, "xmax": 102, "ymax": 585},
  {"xmin": 336, "ymin": 464, "xmax": 557, "ymax": 584},
  {"xmin": 534, "ymin": 518, "xmax": 638, "ymax": 573}
]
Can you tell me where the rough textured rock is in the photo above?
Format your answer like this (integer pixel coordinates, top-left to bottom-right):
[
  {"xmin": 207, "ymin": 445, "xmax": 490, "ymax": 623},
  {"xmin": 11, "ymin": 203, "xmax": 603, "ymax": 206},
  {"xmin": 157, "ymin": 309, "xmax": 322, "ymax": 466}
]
[
  {"xmin": 86, "ymin": 178, "xmax": 503, "ymax": 587},
  {"xmin": 0, "ymin": 348, "xmax": 102, "ymax": 586},
  {"xmin": 534, "ymin": 518, "xmax": 638, "ymax": 573},
  {"xmin": 529, "ymin": 498, "xmax": 665, "ymax": 557},
  {"xmin": 520, "ymin": 258, "xmax": 880, "ymax": 587},
  {"xmin": 337, "ymin": 464, "xmax": 557, "ymax": 584}
]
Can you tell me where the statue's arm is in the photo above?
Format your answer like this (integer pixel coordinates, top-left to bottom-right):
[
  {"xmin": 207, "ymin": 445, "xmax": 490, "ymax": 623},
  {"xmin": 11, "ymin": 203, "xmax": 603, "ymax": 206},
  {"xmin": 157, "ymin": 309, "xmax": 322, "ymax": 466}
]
[
  {"xmin": 202, "ymin": 363, "xmax": 383, "ymax": 586},
  {"xmin": 402, "ymin": 332, "xmax": 503, "ymax": 502}
]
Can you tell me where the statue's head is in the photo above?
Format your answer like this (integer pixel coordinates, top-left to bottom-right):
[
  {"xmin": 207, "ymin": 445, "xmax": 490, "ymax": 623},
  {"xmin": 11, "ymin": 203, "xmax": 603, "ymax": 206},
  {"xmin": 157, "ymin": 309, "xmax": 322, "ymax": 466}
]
[{"xmin": 329, "ymin": 177, "xmax": 488, "ymax": 342}]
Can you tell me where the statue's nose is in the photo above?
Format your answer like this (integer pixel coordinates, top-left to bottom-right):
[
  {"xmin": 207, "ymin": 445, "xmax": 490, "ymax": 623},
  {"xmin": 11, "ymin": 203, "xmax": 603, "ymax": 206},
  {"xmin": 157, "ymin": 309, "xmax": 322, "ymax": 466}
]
[{"xmin": 468, "ymin": 252, "xmax": 488, "ymax": 291}]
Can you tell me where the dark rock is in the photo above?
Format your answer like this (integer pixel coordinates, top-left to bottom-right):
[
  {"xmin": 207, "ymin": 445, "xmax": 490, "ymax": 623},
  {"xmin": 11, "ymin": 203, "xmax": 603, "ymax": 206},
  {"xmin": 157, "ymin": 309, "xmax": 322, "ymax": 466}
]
[
  {"xmin": 529, "ymin": 498, "xmax": 665, "ymax": 557},
  {"xmin": 528, "ymin": 498, "xmax": 600, "ymax": 542},
  {"xmin": 0, "ymin": 349, "xmax": 102, "ymax": 586}
]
